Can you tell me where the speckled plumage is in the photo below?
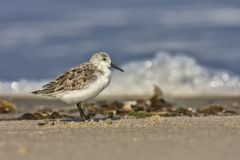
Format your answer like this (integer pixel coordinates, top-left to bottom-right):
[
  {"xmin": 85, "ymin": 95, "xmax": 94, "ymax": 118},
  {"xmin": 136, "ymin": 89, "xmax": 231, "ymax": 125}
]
[{"xmin": 32, "ymin": 63, "xmax": 103, "ymax": 95}]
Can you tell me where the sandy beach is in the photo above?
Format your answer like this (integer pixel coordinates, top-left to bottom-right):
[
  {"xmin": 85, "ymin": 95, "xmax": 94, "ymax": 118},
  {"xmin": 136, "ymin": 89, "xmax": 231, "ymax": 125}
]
[
  {"xmin": 0, "ymin": 116, "xmax": 240, "ymax": 160},
  {"xmin": 1, "ymin": 95, "xmax": 240, "ymax": 160}
]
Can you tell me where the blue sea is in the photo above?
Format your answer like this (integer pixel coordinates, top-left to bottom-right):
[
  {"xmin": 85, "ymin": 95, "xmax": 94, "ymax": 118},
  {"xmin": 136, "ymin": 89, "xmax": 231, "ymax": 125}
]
[{"xmin": 0, "ymin": 0, "xmax": 240, "ymax": 96}]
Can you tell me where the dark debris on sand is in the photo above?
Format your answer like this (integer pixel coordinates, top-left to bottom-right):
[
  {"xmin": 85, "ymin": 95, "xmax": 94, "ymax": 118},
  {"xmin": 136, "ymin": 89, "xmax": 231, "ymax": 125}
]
[
  {"xmin": 55, "ymin": 86, "xmax": 238, "ymax": 119},
  {"xmin": 80, "ymin": 86, "xmax": 239, "ymax": 118}
]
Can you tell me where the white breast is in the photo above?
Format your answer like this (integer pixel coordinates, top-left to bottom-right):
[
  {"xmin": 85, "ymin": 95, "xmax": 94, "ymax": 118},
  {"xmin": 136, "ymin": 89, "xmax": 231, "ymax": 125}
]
[{"xmin": 54, "ymin": 71, "xmax": 111, "ymax": 104}]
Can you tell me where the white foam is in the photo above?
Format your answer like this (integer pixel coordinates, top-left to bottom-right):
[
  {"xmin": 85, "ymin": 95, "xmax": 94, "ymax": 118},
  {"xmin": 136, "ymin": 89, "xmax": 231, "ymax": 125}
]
[
  {"xmin": 1, "ymin": 52, "xmax": 240, "ymax": 97},
  {"xmin": 103, "ymin": 51, "xmax": 240, "ymax": 96}
]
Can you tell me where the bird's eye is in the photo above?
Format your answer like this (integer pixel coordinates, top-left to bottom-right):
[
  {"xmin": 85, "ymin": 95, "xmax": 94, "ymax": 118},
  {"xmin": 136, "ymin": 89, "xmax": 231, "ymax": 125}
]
[{"xmin": 103, "ymin": 58, "xmax": 107, "ymax": 61}]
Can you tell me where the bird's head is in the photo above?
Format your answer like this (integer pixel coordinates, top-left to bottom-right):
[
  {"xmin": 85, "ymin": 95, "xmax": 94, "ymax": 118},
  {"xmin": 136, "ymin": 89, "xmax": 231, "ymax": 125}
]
[{"xmin": 90, "ymin": 52, "xmax": 124, "ymax": 72}]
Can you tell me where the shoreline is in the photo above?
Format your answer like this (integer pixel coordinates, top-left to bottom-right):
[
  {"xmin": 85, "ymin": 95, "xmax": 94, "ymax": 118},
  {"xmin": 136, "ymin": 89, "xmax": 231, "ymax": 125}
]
[
  {"xmin": 1, "ymin": 94, "xmax": 240, "ymax": 111},
  {"xmin": 1, "ymin": 93, "xmax": 240, "ymax": 119}
]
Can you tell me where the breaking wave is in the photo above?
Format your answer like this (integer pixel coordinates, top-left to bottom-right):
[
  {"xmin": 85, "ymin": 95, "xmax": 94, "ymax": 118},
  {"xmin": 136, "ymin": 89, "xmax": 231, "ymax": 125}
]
[
  {"xmin": 1, "ymin": 52, "xmax": 240, "ymax": 97},
  {"xmin": 107, "ymin": 51, "xmax": 240, "ymax": 96}
]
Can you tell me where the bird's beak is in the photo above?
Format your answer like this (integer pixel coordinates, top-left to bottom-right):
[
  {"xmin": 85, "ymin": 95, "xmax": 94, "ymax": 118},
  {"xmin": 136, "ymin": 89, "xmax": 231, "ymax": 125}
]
[{"xmin": 111, "ymin": 63, "xmax": 124, "ymax": 72}]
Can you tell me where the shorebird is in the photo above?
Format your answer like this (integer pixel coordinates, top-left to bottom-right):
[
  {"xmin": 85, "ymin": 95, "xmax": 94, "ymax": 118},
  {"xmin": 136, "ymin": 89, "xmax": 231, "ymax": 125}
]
[{"xmin": 32, "ymin": 52, "xmax": 124, "ymax": 119}]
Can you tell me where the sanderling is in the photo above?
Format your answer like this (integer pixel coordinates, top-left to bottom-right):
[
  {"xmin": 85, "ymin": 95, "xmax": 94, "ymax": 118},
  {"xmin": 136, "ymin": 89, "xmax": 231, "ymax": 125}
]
[{"xmin": 32, "ymin": 52, "xmax": 124, "ymax": 119}]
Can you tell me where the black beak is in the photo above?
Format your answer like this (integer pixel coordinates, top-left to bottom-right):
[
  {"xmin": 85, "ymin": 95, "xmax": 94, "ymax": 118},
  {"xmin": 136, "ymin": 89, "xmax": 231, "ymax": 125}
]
[{"xmin": 111, "ymin": 63, "xmax": 124, "ymax": 72}]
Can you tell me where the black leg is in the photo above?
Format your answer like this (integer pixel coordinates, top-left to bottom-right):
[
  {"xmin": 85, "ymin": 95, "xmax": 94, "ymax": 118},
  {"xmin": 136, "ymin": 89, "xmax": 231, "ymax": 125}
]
[{"xmin": 77, "ymin": 102, "xmax": 88, "ymax": 120}]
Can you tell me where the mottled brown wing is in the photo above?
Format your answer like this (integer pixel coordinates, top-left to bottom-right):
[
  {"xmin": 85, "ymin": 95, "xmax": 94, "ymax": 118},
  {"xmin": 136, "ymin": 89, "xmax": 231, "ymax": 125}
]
[{"xmin": 32, "ymin": 63, "xmax": 99, "ymax": 95}]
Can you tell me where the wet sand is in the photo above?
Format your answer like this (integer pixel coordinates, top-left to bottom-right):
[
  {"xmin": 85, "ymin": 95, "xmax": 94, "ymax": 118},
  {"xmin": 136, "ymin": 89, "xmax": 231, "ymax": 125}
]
[{"xmin": 1, "ymin": 116, "xmax": 240, "ymax": 160}]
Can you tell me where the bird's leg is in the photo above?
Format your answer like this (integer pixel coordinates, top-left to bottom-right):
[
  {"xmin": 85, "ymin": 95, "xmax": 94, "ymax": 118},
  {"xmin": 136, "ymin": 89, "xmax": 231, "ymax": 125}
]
[{"xmin": 77, "ymin": 102, "xmax": 89, "ymax": 120}]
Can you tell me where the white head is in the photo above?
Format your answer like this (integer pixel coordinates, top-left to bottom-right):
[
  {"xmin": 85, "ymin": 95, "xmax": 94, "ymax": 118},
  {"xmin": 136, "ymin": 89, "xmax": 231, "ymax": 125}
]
[
  {"xmin": 90, "ymin": 52, "xmax": 124, "ymax": 72},
  {"xmin": 90, "ymin": 52, "xmax": 111, "ymax": 67}
]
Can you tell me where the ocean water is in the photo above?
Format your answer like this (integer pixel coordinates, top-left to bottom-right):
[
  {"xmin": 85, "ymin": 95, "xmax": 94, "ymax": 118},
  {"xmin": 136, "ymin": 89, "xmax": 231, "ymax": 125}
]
[{"xmin": 0, "ymin": 0, "xmax": 240, "ymax": 96}]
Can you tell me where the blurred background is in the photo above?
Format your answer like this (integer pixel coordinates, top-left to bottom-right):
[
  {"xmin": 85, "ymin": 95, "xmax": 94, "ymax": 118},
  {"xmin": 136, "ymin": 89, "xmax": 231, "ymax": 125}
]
[{"xmin": 0, "ymin": 0, "xmax": 240, "ymax": 96}]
